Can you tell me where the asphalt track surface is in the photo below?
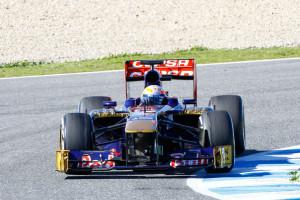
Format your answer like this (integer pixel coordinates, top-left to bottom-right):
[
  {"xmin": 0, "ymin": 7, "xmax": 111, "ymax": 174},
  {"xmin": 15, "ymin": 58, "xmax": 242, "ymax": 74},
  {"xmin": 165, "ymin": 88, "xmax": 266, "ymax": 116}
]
[{"xmin": 0, "ymin": 59, "xmax": 300, "ymax": 200}]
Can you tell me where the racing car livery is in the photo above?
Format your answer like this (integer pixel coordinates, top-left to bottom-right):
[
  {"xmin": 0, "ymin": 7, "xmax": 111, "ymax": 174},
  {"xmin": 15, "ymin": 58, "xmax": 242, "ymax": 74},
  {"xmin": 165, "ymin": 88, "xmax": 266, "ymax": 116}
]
[{"xmin": 56, "ymin": 59, "xmax": 245, "ymax": 174}]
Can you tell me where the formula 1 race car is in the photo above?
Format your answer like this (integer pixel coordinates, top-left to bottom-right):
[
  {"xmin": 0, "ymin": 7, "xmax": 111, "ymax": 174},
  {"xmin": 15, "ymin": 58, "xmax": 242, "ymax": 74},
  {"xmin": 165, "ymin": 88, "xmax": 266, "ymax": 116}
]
[{"xmin": 56, "ymin": 59, "xmax": 245, "ymax": 174}]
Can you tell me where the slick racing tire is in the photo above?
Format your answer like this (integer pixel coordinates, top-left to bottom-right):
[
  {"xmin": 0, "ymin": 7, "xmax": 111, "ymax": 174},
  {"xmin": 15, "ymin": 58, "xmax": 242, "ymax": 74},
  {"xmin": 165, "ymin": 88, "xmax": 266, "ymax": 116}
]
[
  {"xmin": 209, "ymin": 95, "xmax": 245, "ymax": 154},
  {"xmin": 60, "ymin": 113, "xmax": 93, "ymax": 175},
  {"xmin": 61, "ymin": 113, "xmax": 93, "ymax": 150},
  {"xmin": 202, "ymin": 111, "xmax": 235, "ymax": 173},
  {"xmin": 79, "ymin": 96, "xmax": 111, "ymax": 114}
]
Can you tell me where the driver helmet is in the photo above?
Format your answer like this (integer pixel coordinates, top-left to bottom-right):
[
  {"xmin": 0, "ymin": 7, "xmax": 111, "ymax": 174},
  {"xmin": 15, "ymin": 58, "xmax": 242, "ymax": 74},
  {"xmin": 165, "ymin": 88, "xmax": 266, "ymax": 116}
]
[{"xmin": 141, "ymin": 85, "xmax": 167, "ymax": 105}]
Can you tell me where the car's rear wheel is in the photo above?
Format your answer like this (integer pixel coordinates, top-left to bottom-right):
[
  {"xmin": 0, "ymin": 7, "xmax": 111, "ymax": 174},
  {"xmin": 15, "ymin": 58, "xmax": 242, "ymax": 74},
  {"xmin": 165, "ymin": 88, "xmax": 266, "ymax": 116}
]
[
  {"xmin": 201, "ymin": 111, "xmax": 235, "ymax": 173},
  {"xmin": 60, "ymin": 113, "xmax": 93, "ymax": 174},
  {"xmin": 79, "ymin": 96, "xmax": 111, "ymax": 113},
  {"xmin": 209, "ymin": 95, "xmax": 245, "ymax": 154}
]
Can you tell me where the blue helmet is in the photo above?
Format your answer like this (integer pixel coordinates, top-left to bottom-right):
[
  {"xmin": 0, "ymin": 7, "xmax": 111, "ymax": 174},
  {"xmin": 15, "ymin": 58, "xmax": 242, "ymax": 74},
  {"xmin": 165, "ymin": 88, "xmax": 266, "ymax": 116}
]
[{"xmin": 141, "ymin": 85, "xmax": 166, "ymax": 105}]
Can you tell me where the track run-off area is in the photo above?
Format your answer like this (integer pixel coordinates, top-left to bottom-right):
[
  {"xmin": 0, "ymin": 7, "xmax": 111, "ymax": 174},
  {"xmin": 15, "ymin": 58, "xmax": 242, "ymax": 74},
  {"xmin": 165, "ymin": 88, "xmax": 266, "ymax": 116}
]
[{"xmin": 0, "ymin": 58, "xmax": 300, "ymax": 200}]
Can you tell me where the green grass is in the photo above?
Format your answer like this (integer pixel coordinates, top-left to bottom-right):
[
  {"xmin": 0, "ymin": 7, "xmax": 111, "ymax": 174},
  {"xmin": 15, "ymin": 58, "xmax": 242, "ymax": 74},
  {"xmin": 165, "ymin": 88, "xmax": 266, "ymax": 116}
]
[
  {"xmin": 289, "ymin": 170, "xmax": 300, "ymax": 182},
  {"xmin": 1, "ymin": 46, "xmax": 300, "ymax": 78}
]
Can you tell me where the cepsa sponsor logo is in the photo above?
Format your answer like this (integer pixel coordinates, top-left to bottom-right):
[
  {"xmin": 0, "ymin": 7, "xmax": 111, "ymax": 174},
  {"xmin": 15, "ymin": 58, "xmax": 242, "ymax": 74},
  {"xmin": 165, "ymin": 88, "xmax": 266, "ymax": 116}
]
[
  {"xmin": 78, "ymin": 152, "xmax": 116, "ymax": 169},
  {"xmin": 127, "ymin": 60, "xmax": 194, "ymax": 78},
  {"xmin": 131, "ymin": 60, "xmax": 191, "ymax": 68}
]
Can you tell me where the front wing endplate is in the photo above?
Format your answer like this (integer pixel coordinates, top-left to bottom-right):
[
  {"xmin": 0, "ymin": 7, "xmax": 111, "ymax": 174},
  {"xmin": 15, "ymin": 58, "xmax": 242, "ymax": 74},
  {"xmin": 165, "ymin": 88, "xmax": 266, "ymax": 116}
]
[
  {"xmin": 56, "ymin": 150, "xmax": 69, "ymax": 172},
  {"xmin": 213, "ymin": 145, "xmax": 233, "ymax": 168}
]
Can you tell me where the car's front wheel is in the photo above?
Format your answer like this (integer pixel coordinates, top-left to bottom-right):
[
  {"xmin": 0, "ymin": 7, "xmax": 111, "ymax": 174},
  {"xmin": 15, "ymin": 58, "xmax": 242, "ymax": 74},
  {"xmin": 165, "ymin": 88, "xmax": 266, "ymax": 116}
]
[
  {"xmin": 201, "ymin": 111, "xmax": 235, "ymax": 173},
  {"xmin": 60, "ymin": 113, "xmax": 93, "ymax": 174},
  {"xmin": 209, "ymin": 95, "xmax": 245, "ymax": 154}
]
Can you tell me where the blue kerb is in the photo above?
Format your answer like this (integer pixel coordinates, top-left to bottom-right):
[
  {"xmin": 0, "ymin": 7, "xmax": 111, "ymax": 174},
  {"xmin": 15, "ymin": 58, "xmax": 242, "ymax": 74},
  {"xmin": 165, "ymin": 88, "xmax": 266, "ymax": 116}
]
[{"xmin": 210, "ymin": 184, "xmax": 300, "ymax": 195}]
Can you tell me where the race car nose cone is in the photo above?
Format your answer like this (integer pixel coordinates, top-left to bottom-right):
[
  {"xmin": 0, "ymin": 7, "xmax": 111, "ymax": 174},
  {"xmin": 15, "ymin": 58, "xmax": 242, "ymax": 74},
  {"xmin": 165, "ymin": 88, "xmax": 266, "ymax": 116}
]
[{"xmin": 125, "ymin": 118, "xmax": 157, "ymax": 133}]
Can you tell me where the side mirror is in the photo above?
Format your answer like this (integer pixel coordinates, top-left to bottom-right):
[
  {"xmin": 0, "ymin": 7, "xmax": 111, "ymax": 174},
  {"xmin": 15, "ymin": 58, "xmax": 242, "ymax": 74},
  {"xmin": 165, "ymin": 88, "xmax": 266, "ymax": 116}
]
[
  {"xmin": 125, "ymin": 98, "xmax": 136, "ymax": 108},
  {"xmin": 168, "ymin": 97, "xmax": 179, "ymax": 107},
  {"xmin": 103, "ymin": 101, "xmax": 117, "ymax": 109},
  {"xmin": 182, "ymin": 98, "xmax": 197, "ymax": 105}
]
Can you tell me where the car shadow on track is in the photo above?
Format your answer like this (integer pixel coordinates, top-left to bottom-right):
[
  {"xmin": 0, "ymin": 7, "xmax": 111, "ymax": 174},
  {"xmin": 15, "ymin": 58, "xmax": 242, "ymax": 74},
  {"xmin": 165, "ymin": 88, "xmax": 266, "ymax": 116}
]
[
  {"xmin": 65, "ymin": 169, "xmax": 201, "ymax": 180},
  {"xmin": 238, "ymin": 149, "xmax": 266, "ymax": 157}
]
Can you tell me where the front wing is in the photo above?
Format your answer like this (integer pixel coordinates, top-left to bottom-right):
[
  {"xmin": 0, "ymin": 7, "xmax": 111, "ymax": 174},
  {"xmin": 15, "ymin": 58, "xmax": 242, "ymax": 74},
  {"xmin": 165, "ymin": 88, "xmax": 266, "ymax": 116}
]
[{"xmin": 56, "ymin": 145, "xmax": 233, "ymax": 173}]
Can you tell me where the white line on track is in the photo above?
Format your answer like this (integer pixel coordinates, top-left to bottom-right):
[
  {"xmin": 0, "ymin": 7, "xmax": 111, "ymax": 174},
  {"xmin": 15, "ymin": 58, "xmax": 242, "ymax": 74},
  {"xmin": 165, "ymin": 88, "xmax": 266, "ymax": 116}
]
[
  {"xmin": 198, "ymin": 57, "xmax": 300, "ymax": 66},
  {"xmin": 0, "ymin": 69, "xmax": 124, "ymax": 80},
  {"xmin": 0, "ymin": 57, "xmax": 299, "ymax": 80}
]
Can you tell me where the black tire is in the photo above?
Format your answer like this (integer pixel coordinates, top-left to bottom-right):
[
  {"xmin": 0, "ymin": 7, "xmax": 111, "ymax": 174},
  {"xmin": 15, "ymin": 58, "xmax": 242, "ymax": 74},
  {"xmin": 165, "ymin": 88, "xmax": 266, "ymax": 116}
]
[
  {"xmin": 61, "ymin": 113, "xmax": 93, "ymax": 174},
  {"xmin": 61, "ymin": 113, "xmax": 93, "ymax": 150},
  {"xmin": 79, "ymin": 96, "xmax": 111, "ymax": 114},
  {"xmin": 202, "ymin": 111, "xmax": 235, "ymax": 173},
  {"xmin": 209, "ymin": 95, "xmax": 245, "ymax": 154}
]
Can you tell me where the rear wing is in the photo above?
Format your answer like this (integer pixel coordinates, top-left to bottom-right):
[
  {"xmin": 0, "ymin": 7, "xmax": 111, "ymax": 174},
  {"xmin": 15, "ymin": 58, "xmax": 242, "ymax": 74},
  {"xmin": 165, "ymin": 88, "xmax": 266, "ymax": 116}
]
[
  {"xmin": 125, "ymin": 59, "xmax": 197, "ymax": 101},
  {"xmin": 125, "ymin": 59, "xmax": 195, "ymax": 81}
]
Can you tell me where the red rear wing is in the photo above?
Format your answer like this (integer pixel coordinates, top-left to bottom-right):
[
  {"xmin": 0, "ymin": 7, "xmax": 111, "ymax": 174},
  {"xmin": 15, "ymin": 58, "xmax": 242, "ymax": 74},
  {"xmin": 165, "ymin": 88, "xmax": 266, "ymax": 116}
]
[
  {"xmin": 124, "ymin": 59, "xmax": 197, "ymax": 101},
  {"xmin": 125, "ymin": 59, "xmax": 195, "ymax": 81}
]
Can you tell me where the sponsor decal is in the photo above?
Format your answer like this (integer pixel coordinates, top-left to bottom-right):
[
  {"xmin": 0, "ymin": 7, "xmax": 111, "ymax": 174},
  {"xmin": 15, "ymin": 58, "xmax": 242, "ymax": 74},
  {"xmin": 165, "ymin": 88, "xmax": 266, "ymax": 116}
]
[
  {"xmin": 128, "ymin": 70, "xmax": 193, "ymax": 78},
  {"xmin": 126, "ymin": 59, "xmax": 194, "ymax": 78},
  {"xmin": 131, "ymin": 60, "xmax": 191, "ymax": 68},
  {"xmin": 78, "ymin": 149, "xmax": 120, "ymax": 169},
  {"xmin": 170, "ymin": 159, "xmax": 208, "ymax": 168},
  {"xmin": 129, "ymin": 72, "xmax": 143, "ymax": 77}
]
